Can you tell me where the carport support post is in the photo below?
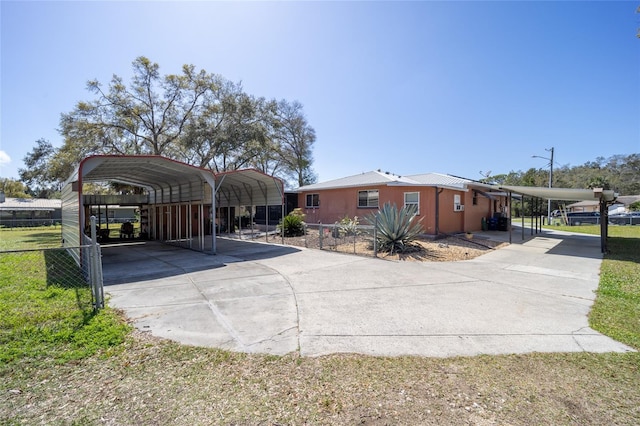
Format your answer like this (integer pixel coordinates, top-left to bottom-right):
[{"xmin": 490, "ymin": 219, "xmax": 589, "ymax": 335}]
[
  {"xmin": 211, "ymin": 185, "xmax": 216, "ymax": 254},
  {"xmin": 237, "ymin": 202, "xmax": 241, "ymax": 239},
  {"xmin": 530, "ymin": 197, "xmax": 533, "ymax": 236},
  {"xmin": 508, "ymin": 192, "xmax": 512, "ymax": 244},
  {"xmin": 600, "ymin": 199, "xmax": 607, "ymax": 253},
  {"xmin": 281, "ymin": 197, "xmax": 285, "ymax": 245},
  {"xmin": 200, "ymin": 204, "xmax": 204, "ymax": 251},
  {"xmin": 265, "ymin": 204, "xmax": 269, "ymax": 243},
  {"xmin": 521, "ymin": 198, "xmax": 525, "ymax": 241},
  {"xmin": 531, "ymin": 197, "xmax": 540, "ymax": 235}
]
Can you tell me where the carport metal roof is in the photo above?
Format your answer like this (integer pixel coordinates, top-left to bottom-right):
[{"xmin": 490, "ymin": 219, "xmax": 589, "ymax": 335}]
[
  {"xmin": 494, "ymin": 185, "xmax": 618, "ymax": 253},
  {"xmin": 79, "ymin": 155, "xmax": 216, "ymax": 191},
  {"xmin": 73, "ymin": 155, "xmax": 284, "ymax": 254},
  {"xmin": 494, "ymin": 185, "xmax": 617, "ymax": 202},
  {"xmin": 77, "ymin": 155, "xmax": 284, "ymax": 207},
  {"xmin": 214, "ymin": 169, "xmax": 285, "ymax": 207}
]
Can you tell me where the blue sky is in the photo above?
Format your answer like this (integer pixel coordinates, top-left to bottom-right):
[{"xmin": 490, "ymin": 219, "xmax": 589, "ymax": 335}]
[{"xmin": 1, "ymin": 1, "xmax": 639, "ymax": 185}]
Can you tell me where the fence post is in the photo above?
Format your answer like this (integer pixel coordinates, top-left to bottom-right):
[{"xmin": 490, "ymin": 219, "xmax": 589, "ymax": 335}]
[
  {"xmin": 304, "ymin": 223, "xmax": 308, "ymax": 248},
  {"xmin": 89, "ymin": 216, "xmax": 104, "ymax": 310},
  {"xmin": 94, "ymin": 243, "xmax": 104, "ymax": 310},
  {"xmin": 353, "ymin": 228, "xmax": 356, "ymax": 254},
  {"xmin": 319, "ymin": 223, "xmax": 323, "ymax": 250}
]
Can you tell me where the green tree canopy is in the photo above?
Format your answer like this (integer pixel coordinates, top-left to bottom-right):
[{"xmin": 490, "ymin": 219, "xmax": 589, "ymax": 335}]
[
  {"xmin": 487, "ymin": 153, "xmax": 639, "ymax": 196},
  {"xmin": 53, "ymin": 56, "xmax": 316, "ymax": 189},
  {"xmin": 18, "ymin": 139, "xmax": 60, "ymax": 198},
  {"xmin": 0, "ymin": 178, "xmax": 31, "ymax": 198}
]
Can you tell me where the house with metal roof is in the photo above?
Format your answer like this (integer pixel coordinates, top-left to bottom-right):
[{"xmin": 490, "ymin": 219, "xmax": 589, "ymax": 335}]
[
  {"xmin": 295, "ymin": 170, "xmax": 510, "ymax": 236},
  {"xmin": 565, "ymin": 195, "xmax": 640, "ymax": 213},
  {"xmin": 0, "ymin": 197, "xmax": 62, "ymax": 227}
]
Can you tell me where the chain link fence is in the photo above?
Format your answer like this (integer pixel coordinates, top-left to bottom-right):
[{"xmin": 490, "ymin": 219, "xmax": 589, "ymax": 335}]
[
  {"xmin": 0, "ymin": 218, "xmax": 61, "ymax": 229},
  {"xmin": 299, "ymin": 222, "xmax": 380, "ymax": 257},
  {"xmin": 0, "ymin": 243, "xmax": 104, "ymax": 310},
  {"xmin": 1, "ymin": 219, "xmax": 105, "ymax": 310}
]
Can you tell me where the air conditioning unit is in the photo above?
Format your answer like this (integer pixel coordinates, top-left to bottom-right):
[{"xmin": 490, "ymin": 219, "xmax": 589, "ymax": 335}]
[{"xmin": 454, "ymin": 204, "xmax": 465, "ymax": 212}]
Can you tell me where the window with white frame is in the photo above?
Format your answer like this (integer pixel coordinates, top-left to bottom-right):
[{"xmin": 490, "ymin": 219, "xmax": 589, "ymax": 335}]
[
  {"xmin": 404, "ymin": 192, "xmax": 419, "ymax": 214},
  {"xmin": 358, "ymin": 189, "xmax": 379, "ymax": 208},
  {"xmin": 305, "ymin": 193, "xmax": 320, "ymax": 208}
]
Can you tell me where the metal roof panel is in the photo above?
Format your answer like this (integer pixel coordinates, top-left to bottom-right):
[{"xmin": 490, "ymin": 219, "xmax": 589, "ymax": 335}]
[
  {"xmin": 0, "ymin": 198, "xmax": 61, "ymax": 211},
  {"xmin": 297, "ymin": 171, "xmax": 419, "ymax": 191}
]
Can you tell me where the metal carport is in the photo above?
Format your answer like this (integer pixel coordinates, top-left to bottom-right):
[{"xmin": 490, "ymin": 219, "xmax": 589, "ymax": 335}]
[
  {"xmin": 61, "ymin": 155, "xmax": 284, "ymax": 259},
  {"xmin": 494, "ymin": 185, "xmax": 618, "ymax": 253}
]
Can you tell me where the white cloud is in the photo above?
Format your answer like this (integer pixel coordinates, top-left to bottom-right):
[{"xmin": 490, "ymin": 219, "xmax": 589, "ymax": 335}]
[{"xmin": 0, "ymin": 150, "xmax": 11, "ymax": 165}]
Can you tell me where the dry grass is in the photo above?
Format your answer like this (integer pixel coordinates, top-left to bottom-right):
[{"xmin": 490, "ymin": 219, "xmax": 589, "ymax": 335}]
[
  {"xmin": 3, "ymin": 329, "xmax": 638, "ymax": 425},
  {"xmin": 3, "ymin": 227, "xmax": 639, "ymax": 425}
]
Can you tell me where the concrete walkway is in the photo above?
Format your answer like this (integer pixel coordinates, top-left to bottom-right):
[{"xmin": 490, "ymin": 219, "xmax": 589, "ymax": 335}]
[{"xmin": 103, "ymin": 229, "xmax": 635, "ymax": 357}]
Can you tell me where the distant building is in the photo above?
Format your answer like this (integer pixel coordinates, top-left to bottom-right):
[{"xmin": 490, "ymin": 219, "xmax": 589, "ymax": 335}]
[
  {"xmin": 567, "ymin": 195, "xmax": 640, "ymax": 214},
  {"xmin": 0, "ymin": 197, "xmax": 62, "ymax": 227}
]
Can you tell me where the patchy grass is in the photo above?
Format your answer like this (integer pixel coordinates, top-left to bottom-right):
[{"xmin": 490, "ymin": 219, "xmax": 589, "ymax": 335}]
[
  {"xmin": 0, "ymin": 247, "xmax": 130, "ymax": 366},
  {"xmin": 589, "ymin": 235, "xmax": 640, "ymax": 349},
  {"xmin": 0, "ymin": 226, "xmax": 62, "ymax": 250},
  {"xmin": 1, "ymin": 227, "xmax": 639, "ymax": 425},
  {"xmin": 2, "ymin": 334, "xmax": 638, "ymax": 425}
]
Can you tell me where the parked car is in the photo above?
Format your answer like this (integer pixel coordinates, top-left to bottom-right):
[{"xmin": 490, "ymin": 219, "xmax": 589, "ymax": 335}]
[
  {"xmin": 608, "ymin": 212, "xmax": 640, "ymax": 226},
  {"xmin": 566, "ymin": 212, "xmax": 600, "ymax": 226}
]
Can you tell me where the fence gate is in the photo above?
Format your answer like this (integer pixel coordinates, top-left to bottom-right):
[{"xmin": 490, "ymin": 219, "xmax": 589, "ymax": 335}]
[{"xmin": 83, "ymin": 216, "xmax": 104, "ymax": 309}]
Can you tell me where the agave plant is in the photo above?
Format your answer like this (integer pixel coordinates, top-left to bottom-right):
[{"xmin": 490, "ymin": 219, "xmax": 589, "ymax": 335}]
[{"xmin": 365, "ymin": 202, "xmax": 424, "ymax": 254}]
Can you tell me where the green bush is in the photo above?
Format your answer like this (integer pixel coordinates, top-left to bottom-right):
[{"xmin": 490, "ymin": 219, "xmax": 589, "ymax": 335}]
[
  {"xmin": 365, "ymin": 202, "xmax": 424, "ymax": 254},
  {"xmin": 278, "ymin": 211, "xmax": 306, "ymax": 237}
]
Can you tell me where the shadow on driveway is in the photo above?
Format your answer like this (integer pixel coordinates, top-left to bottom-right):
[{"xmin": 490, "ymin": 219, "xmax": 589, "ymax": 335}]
[{"xmin": 101, "ymin": 238, "xmax": 300, "ymax": 285}]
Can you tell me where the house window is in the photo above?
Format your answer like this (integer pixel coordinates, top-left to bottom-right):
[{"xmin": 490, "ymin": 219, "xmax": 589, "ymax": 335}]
[
  {"xmin": 358, "ymin": 190, "xmax": 379, "ymax": 208},
  {"xmin": 404, "ymin": 192, "xmax": 419, "ymax": 214},
  {"xmin": 473, "ymin": 191, "xmax": 478, "ymax": 205},
  {"xmin": 306, "ymin": 193, "xmax": 320, "ymax": 208}
]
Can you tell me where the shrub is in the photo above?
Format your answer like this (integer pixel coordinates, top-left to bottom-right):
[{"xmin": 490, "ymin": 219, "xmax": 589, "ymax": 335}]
[
  {"xmin": 337, "ymin": 215, "xmax": 360, "ymax": 237},
  {"xmin": 289, "ymin": 208, "xmax": 306, "ymax": 219},
  {"xmin": 278, "ymin": 211, "xmax": 306, "ymax": 237},
  {"xmin": 365, "ymin": 202, "xmax": 424, "ymax": 254}
]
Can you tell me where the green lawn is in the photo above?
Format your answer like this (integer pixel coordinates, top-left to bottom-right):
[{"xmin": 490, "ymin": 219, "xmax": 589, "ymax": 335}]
[
  {"xmin": 590, "ymin": 231, "xmax": 640, "ymax": 349},
  {"xmin": 1, "ymin": 225, "xmax": 638, "ymax": 425},
  {"xmin": 0, "ymin": 226, "xmax": 62, "ymax": 250},
  {"xmin": 0, "ymin": 227, "xmax": 130, "ymax": 366}
]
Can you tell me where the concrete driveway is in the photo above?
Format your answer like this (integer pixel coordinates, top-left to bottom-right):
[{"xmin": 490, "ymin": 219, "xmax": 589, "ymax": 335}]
[{"xmin": 103, "ymin": 230, "xmax": 634, "ymax": 357}]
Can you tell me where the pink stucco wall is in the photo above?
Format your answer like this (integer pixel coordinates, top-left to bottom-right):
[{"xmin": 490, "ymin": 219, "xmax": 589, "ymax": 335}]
[{"xmin": 298, "ymin": 185, "xmax": 507, "ymax": 235}]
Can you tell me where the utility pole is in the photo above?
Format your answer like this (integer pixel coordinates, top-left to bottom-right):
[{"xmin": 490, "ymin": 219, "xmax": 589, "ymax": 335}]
[{"xmin": 548, "ymin": 147, "xmax": 554, "ymax": 225}]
